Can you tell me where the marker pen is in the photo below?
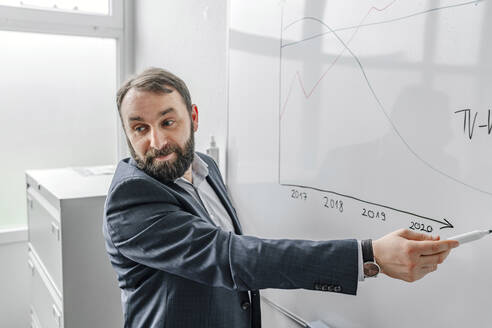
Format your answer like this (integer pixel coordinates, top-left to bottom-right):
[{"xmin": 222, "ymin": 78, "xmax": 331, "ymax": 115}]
[{"xmin": 448, "ymin": 230, "xmax": 492, "ymax": 245}]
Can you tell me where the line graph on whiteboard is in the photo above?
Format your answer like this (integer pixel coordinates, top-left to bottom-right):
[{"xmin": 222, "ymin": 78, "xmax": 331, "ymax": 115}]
[{"xmin": 277, "ymin": 0, "xmax": 492, "ymax": 231}]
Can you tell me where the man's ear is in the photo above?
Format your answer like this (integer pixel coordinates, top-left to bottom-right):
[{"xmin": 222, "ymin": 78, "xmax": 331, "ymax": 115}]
[{"xmin": 191, "ymin": 104, "xmax": 199, "ymax": 132}]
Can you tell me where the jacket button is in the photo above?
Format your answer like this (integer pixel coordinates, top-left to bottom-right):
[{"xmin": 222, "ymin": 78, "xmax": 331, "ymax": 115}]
[{"xmin": 241, "ymin": 301, "xmax": 250, "ymax": 311}]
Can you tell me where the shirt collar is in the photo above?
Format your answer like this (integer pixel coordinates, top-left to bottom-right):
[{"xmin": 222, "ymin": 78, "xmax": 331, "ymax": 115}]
[{"xmin": 175, "ymin": 153, "xmax": 209, "ymax": 187}]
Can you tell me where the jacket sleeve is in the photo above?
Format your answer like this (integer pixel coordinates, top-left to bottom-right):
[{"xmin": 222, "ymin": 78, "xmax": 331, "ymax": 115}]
[{"xmin": 104, "ymin": 177, "xmax": 359, "ymax": 295}]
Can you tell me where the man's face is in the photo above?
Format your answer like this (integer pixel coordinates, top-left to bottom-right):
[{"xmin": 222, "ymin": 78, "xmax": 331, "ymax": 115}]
[{"xmin": 120, "ymin": 88, "xmax": 199, "ymax": 182}]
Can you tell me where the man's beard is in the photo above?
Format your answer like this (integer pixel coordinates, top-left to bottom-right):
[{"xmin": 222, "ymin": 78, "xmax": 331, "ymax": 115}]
[{"xmin": 133, "ymin": 130, "xmax": 195, "ymax": 183}]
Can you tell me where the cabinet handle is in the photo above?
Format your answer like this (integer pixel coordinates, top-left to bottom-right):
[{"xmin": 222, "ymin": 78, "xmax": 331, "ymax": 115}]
[
  {"xmin": 51, "ymin": 221, "xmax": 61, "ymax": 241},
  {"xmin": 27, "ymin": 259, "xmax": 35, "ymax": 275},
  {"xmin": 52, "ymin": 304, "xmax": 62, "ymax": 327}
]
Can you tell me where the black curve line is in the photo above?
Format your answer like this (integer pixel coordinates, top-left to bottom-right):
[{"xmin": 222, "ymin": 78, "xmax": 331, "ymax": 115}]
[
  {"xmin": 277, "ymin": 5, "xmax": 454, "ymax": 229},
  {"xmin": 282, "ymin": 0, "xmax": 484, "ymax": 48},
  {"xmin": 280, "ymin": 13, "xmax": 492, "ymax": 197},
  {"xmin": 281, "ymin": 183, "xmax": 453, "ymax": 229}
]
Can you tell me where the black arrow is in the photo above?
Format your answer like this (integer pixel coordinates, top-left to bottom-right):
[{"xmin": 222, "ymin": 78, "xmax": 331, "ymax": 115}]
[
  {"xmin": 281, "ymin": 183, "xmax": 455, "ymax": 230},
  {"xmin": 440, "ymin": 218, "xmax": 454, "ymax": 230}
]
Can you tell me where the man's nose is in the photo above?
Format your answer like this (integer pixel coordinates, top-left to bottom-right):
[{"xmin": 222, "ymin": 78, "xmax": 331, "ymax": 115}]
[{"xmin": 149, "ymin": 128, "xmax": 167, "ymax": 150}]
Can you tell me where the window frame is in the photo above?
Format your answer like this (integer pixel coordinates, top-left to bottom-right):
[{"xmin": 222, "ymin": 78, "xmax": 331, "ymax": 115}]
[
  {"xmin": 0, "ymin": 0, "xmax": 133, "ymax": 160},
  {"xmin": 0, "ymin": 1, "xmax": 123, "ymax": 36}
]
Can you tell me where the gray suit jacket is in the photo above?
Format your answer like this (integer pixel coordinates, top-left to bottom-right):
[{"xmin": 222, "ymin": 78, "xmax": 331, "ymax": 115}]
[{"xmin": 103, "ymin": 153, "xmax": 359, "ymax": 328}]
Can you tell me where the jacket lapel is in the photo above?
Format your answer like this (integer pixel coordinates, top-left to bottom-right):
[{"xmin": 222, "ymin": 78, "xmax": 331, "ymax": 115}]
[
  {"xmin": 205, "ymin": 174, "xmax": 243, "ymax": 235},
  {"xmin": 166, "ymin": 183, "xmax": 215, "ymax": 224}
]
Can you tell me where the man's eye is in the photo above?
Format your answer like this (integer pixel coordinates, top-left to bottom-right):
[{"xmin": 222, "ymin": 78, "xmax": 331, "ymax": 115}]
[
  {"xmin": 134, "ymin": 126, "xmax": 147, "ymax": 133},
  {"xmin": 162, "ymin": 120, "xmax": 175, "ymax": 127}
]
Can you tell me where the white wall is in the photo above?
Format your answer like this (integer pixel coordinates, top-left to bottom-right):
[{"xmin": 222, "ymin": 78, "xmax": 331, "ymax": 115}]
[
  {"xmin": 134, "ymin": 0, "xmax": 229, "ymax": 174},
  {"xmin": 0, "ymin": 229, "xmax": 29, "ymax": 328}
]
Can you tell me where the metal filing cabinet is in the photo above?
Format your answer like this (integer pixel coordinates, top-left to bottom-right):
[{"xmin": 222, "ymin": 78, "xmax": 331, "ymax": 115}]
[{"xmin": 26, "ymin": 166, "xmax": 123, "ymax": 328}]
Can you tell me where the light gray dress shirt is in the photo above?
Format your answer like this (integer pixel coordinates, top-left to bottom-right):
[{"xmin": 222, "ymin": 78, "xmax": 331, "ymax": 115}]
[
  {"xmin": 175, "ymin": 154, "xmax": 365, "ymax": 281},
  {"xmin": 175, "ymin": 155, "xmax": 235, "ymax": 232}
]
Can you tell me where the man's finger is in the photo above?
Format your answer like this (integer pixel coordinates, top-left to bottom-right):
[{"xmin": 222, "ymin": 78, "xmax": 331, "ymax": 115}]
[
  {"xmin": 418, "ymin": 249, "xmax": 451, "ymax": 266},
  {"xmin": 411, "ymin": 240, "xmax": 459, "ymax": 255},
  {"xmin": 419, "ymin": 264, "xmax": 438, "ymax": 274},
  {"xmin": 399, "ymin": 229, "xmax": 436, "ymax": 241},
  {"xmin": 407, "ymin": 265, "xmax": 438, "ymax": 282}
]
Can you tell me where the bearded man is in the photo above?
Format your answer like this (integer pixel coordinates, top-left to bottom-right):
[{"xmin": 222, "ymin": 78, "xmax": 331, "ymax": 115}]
[{"xmin": 103, "ymin": 67, "xmax": 459, "ymax": 328}]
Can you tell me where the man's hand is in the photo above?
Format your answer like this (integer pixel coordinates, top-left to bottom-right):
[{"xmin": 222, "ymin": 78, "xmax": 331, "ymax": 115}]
[{"xmin": 372, "ymin": 229, "xmax": 459, "ymax": 282}]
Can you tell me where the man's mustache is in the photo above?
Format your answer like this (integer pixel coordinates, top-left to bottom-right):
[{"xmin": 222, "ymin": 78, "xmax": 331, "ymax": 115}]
[{"xmin": 145, "ymin": 144, "xmax": 180, "ymax": 163}]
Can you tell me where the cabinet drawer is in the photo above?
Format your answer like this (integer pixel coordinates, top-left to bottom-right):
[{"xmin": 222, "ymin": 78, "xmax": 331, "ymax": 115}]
[
  {"xmin": 29, "ymin": 250, "xmax": 63, "ymax": 328},
  {"xmin": 27, "ymin": 187, "xmax": 63, "ymax": 293}
]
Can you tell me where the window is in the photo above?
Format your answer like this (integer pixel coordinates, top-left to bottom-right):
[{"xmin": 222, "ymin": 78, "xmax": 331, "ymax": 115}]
[
  {"xmin": 0, "ymin": 0, "xmax": 129, "ymax": 229},
  {"xmin": 0, "ymin": 31, "xmax": 118, "ymax": 228}
]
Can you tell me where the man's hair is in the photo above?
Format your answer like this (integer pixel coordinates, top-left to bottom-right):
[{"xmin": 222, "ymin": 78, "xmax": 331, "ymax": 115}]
[{"xmin": 116, "ymin": 67, "xmax": 193, "ymax": 117}]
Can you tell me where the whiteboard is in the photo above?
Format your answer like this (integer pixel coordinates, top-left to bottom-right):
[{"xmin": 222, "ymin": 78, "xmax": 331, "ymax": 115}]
[{"xmin": 227, "ymin": 0, "xmax": 492, "ymax": 327}]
